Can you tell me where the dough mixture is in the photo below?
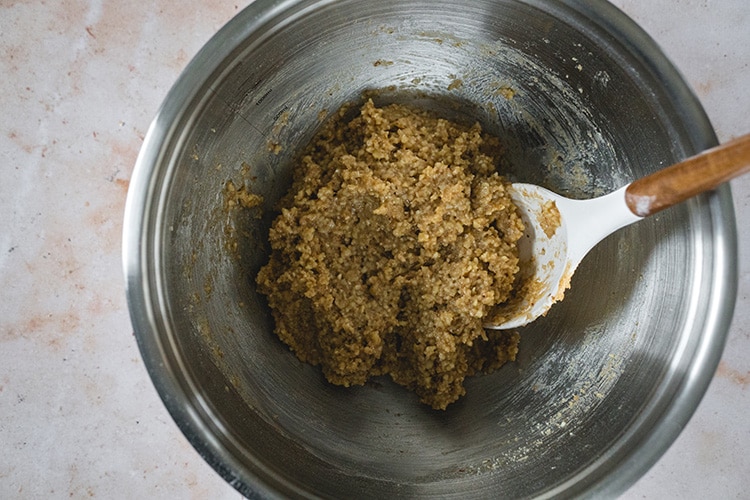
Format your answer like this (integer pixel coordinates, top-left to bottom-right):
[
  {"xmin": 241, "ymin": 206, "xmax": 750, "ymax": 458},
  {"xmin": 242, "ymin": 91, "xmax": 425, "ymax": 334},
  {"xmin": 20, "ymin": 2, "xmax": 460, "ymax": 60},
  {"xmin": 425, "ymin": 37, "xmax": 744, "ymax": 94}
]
[{"xmin": 256, "ymin": 99, "xmax": 524, "ymax": 409}]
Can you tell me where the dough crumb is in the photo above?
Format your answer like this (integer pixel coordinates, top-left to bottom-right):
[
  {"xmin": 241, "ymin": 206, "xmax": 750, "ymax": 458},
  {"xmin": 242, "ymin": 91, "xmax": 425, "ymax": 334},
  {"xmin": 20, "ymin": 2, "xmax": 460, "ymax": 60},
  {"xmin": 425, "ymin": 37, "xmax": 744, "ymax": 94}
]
[
  {"xmin": 224, "ymin": 180, "xmax": 263, "ymax": 210},
  {"xmin": 495, "ymin": 86, "xmax": 516, "ymax": 100},
  {"xmin": 539, "ymin": 200, "xmax": 561, "ymax": 238}
]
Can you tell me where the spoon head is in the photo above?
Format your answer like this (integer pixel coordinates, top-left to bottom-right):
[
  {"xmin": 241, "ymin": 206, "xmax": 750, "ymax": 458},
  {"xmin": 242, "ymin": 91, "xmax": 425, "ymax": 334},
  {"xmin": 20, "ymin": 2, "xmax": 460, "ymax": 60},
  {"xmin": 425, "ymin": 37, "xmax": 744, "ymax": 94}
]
[{"xmin": 484, "ymin": 183, "xmax": 574, "ymax": 330}]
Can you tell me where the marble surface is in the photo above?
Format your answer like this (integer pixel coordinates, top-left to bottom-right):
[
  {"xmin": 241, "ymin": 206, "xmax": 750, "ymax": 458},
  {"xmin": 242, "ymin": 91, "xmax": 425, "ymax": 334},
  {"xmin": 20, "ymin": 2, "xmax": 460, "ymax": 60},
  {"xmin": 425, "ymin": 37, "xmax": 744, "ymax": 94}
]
[{"xmin": 1, "ymin": 0, "xmax": 747, "ymax": 498}]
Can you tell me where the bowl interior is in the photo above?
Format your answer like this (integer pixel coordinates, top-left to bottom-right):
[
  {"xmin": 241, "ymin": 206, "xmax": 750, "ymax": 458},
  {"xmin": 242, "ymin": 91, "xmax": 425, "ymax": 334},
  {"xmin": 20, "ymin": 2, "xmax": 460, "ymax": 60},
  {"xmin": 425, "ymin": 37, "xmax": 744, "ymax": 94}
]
[{"xmin": 131, "ymin": 0, "xmax": 731, "ymax": 497}]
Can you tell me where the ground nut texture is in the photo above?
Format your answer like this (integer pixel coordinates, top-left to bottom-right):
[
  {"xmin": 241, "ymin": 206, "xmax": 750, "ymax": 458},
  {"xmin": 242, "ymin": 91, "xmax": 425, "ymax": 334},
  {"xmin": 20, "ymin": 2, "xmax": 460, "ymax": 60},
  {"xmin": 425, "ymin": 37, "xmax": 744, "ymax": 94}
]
[{"xmin": 256, "ymin": 99, "xmax": 524, "ymax": 410}]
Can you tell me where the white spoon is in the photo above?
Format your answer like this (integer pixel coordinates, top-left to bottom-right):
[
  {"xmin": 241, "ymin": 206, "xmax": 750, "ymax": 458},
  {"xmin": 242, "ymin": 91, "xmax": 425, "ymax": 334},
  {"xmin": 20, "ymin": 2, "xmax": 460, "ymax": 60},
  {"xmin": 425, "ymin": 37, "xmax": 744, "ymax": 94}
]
[{"xmin": 485, "ymin": 133, "xmax": 750, "ymax": 330}]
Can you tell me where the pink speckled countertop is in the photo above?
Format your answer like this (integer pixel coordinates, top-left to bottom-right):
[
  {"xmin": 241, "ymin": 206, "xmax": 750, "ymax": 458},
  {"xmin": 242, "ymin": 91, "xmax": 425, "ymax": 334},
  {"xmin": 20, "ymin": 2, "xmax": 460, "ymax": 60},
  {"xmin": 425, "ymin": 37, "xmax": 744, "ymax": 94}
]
[{"xmin": 1, "ymin": 1, "xmax": 747, "ymax": 498}]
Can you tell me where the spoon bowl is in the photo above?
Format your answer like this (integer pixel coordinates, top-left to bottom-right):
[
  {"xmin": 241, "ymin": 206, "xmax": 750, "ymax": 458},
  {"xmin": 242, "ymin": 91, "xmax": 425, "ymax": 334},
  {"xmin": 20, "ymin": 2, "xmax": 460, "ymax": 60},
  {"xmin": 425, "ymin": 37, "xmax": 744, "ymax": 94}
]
[
  {"xmin": 487, "ymin": 133, "xmax": 750, "ymax": 329},
  {"xmin": 486, "ymin": 184, "xmax": 639, "ymax": 329}
]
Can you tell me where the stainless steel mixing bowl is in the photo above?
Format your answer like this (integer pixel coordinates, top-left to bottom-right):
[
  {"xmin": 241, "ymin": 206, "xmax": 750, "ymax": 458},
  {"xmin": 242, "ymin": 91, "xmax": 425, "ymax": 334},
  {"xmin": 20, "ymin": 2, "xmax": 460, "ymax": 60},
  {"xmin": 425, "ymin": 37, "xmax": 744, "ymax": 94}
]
[{"xmin": 123, "ymin": 0, "xmax": 738, "ymax": 497}]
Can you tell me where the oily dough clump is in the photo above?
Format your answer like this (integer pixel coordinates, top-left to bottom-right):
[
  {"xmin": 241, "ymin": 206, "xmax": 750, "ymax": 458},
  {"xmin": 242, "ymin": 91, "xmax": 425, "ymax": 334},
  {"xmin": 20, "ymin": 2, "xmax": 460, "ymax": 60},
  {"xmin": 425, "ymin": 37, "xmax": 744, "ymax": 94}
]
[{"xmin": 256, "ymin": 99, "xmax": 524, "ymax": 410}]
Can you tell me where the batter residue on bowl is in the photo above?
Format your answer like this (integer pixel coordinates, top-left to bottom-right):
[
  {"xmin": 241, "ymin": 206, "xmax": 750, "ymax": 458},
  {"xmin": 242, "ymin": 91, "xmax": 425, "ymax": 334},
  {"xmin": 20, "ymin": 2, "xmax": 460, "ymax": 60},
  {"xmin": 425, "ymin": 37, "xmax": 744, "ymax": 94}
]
[{"xmin": 256, "ymin": 99, "xmax": 524, "ymax": 409}]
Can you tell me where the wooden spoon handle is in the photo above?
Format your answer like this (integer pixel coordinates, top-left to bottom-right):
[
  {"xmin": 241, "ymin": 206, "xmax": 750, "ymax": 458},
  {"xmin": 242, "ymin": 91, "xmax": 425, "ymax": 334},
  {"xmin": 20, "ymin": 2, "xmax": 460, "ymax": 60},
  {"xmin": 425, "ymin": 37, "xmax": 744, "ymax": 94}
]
[{"xmin": 625, "ymin": 133, "xmax": 750, "ymax": 217}]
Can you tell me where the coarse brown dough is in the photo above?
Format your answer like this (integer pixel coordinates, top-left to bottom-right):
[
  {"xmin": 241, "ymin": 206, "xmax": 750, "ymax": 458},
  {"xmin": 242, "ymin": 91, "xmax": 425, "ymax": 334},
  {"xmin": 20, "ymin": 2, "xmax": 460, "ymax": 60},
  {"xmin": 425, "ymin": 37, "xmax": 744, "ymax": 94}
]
[{"xmin": 256, "ymin": 99, "xmax": 525, "ymax": 410}]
